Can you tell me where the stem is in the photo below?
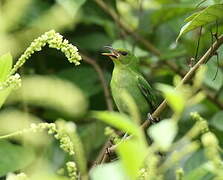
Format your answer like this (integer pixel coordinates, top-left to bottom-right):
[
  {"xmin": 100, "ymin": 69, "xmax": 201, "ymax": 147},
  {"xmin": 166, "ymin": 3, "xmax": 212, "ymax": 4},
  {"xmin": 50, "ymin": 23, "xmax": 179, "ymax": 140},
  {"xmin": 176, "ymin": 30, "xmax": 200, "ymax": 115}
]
[
  {"xmin": 0, "ymin": 131, "xmax": 22, "ymax": 139},
  {"xmin": 143, "ymin": 34, "xmax": 223, "ymax": 128},
  {"xmin": 81, "ymin": 53, "xmax": 114, "ymax": 111}
]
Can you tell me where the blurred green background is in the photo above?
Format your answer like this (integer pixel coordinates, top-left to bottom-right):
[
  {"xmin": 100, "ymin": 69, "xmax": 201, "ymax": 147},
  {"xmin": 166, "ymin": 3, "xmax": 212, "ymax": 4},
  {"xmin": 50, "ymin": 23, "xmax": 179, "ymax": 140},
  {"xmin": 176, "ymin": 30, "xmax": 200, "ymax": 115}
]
[{"xmin": 0, "ymin": 0, "xmax": 223, "ymax": 179}]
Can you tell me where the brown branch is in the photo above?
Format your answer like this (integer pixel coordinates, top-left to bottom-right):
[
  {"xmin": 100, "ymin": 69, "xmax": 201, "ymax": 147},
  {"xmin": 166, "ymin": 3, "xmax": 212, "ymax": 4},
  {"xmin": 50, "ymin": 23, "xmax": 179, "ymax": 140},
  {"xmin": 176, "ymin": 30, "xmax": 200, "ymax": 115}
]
[
  {"xmin": 142, "ymin": 34, "xmax": 223, "ymax": 128},
  {"xmin": 93, "ymin": 140, "xmax": 112, "ymax": 167},
  {"xmin": 81, "ymin": 53, "xmax": 114, "ymax": 111}
]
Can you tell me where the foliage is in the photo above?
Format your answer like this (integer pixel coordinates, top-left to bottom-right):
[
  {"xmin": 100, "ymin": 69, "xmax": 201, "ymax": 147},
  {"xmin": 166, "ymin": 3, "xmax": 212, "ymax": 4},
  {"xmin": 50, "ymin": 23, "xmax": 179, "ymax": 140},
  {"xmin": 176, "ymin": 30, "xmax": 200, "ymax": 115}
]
[
  {"xmin": 0, "ymin": 0, "xmax": 223, "ymax": 180},
  {"xmin": 177, "ymin": 4, "xmax": 223, "ymax": 40}
]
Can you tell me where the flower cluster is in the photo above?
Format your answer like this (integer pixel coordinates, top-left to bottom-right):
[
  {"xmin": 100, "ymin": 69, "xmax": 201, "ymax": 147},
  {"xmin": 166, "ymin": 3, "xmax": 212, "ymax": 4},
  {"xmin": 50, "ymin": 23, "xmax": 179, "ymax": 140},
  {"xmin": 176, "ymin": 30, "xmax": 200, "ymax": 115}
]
[
  {"xmin": 190, "ymin": 112, "xmax": 209, "ymax": 134},
  {"xmin": 201, "ymin": 132, "xmax": 223, "ymax": 177},
  {"xmin": 66, "ymin": 161, "xmax": 78, "ymax": 180},
  {"xmin": 0, "ymin": 73, "xmax": 21, "ymax": 90},
  {"xmin": 10, "ymin": 30, "xmax": 82, "ymax": 75},
  {"xmin": 0, "ymin": 122, "xmax": 75, "ymax": 156},
  {"xmin": 6, "ymin": 173, "xmax": 27, "ymax": 180},
  {"xmin": 185, "ymin": 112, "xmax": 209, "ymax": 140},
  {"xmin": 54, "ymin": 129, "xmax": 75, "ymax": 156},
  {"xmin": 188, "ymin": 113, "xmax": 223, "ymax": 178},
  {"xmin": 30, "ymin": 122, "xmax": 75, "ymax": 156}
]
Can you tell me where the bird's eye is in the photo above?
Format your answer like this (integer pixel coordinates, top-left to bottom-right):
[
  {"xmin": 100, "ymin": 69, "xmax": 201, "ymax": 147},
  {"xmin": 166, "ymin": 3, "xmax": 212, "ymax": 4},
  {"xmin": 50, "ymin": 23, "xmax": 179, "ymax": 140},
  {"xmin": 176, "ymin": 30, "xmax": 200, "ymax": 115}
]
[{"xmin": 119, "ymin": 51, "xmax": 128, "ymax": 56}]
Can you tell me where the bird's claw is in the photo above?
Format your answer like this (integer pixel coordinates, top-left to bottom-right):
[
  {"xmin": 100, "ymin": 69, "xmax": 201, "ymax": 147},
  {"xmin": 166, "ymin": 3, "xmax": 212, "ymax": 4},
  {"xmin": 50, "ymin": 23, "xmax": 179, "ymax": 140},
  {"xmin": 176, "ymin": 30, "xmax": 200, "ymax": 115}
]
[{"xmin": 147, "ymin": 113, "xmax": 160, "ymax": 124}]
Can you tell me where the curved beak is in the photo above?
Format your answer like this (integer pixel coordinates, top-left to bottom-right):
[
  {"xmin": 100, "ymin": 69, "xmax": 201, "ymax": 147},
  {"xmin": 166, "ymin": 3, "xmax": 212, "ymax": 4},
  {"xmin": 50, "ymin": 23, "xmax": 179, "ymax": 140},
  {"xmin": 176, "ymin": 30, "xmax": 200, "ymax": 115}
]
[{"xmin": 102, "ymin": 46, "xmax": 120, "ymax": 59}]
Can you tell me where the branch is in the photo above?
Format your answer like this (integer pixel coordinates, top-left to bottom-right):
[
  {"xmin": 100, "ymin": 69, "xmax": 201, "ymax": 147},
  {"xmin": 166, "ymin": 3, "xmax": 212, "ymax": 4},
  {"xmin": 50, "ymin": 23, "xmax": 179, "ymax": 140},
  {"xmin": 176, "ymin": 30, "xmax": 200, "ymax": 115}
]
[
  {"xmin": 142, "ymin": 34, "xmax": 223, "ymax": 128},
  {"xmin": 81, "ymin": 53, "xmax": 114, "ymax": 111}
]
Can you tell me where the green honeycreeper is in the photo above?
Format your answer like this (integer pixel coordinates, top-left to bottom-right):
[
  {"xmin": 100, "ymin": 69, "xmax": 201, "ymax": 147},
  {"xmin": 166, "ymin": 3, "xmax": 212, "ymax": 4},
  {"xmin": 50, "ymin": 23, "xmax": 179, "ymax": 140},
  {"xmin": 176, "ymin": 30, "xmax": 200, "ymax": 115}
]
[{"xmin": 102, "ymin": 46, "xmax": 157, "ymax": 120}]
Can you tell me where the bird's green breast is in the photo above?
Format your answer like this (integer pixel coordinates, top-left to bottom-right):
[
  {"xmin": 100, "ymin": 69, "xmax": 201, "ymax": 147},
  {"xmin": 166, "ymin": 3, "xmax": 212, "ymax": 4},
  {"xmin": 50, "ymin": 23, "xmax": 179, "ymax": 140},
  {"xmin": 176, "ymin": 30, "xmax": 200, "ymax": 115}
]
[{"xmin": 110, "ymin": 66, "xmax": 150, "ymax": 119}]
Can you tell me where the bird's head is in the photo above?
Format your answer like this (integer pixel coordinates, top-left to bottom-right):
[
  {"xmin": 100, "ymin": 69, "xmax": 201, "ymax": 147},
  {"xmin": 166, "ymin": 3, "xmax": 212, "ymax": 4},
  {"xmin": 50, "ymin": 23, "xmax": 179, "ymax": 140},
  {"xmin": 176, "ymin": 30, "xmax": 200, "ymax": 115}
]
[{"xmin": 102, "ymin": 46, "xmax": 139, "ymax": 68}]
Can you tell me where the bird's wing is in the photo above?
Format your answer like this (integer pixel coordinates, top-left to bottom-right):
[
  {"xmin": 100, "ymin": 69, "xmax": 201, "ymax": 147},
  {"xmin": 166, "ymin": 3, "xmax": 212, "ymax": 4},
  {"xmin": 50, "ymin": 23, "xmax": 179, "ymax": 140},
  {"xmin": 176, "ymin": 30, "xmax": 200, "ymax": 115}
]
[{"xmin": 137, "ymin": 75, "xmax": 157, "ymax": 111}]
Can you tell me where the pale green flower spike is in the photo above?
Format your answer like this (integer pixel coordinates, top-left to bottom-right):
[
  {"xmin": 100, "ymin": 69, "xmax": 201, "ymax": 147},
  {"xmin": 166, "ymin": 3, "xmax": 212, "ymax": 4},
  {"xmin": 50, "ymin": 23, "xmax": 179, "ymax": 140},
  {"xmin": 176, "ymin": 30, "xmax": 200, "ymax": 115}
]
[
  {"xmin": 0, "ymin": 73, "xmax": 21, "ymax": 90},
  {"xmin": 54, "ymin": 126, "xmax": 75, "ymax": 156},
  {"xmin": 66, "ymin": 161, "xmax": 78, "ymax": 180},
  {"xmin": 6, "ymin": 172, "xmax": 27, "ymax": 180},
  {"xmin": 202, "ymin": 132, "xmax": 223, "ymax": 178},
  {"xmin": 10, "ymin": 30, "xmax": 82, "ymax": 75},
  {"xmin": 190, "ymin": 112, "xmax": 209, "ymax": 134},
  {"xmin": 0, "ymin": 122, "xmax": 75, "ymax": 156}
]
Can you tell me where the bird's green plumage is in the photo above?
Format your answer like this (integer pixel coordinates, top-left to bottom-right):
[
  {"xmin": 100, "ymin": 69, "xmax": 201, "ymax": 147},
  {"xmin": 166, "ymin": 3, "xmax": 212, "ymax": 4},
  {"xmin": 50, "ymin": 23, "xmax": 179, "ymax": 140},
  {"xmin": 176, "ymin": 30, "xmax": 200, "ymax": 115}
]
[{"xmin": 107, "ymin": 48, "xmax": 157, "ymax": 120}]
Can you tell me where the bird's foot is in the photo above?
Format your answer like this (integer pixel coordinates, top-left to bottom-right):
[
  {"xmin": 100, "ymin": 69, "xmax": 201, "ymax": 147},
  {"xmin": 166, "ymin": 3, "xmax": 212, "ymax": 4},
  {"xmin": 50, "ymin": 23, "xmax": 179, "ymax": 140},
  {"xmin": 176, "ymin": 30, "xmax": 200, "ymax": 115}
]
[
  {"xmin": 147, "ymin": 113, "xmax": 160, "ymax": 124},
  {"xmin": 122, "ymin": 133, "xmax": 128, "ymax": 139}
]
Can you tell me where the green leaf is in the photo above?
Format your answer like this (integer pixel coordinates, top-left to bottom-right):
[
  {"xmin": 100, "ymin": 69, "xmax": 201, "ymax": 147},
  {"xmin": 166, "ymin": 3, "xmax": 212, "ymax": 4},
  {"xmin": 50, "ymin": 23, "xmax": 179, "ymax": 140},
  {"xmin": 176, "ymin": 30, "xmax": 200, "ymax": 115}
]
[
  {"xmin": 0, "ymin": 88, "xmax": 12, "ymax": 109},
  {"xmin": 204, "ymin": 60, "xmax": 223, "ymax": 90},
  {"xmin": 90, "ymin": 161, "xmax": 128, "ymax": 180},
  {"xmin": 159, "ymin": 47, "xmax": 187, "ymax": 60},
  {"xmin": 90, "ymin": 111, "xmax": 140, "ymax": 136},
  {"xmin": 184, "ymin": 12, "xmax": 199, "ymax": 22},
  {"xmin": 0, "ymin": 109, "xmax": 41, "ymax": 132},
  {"xmin": 183, "ymin": 163, "xmax": 211, "ymax": 180},
  {"xmin": 148, "ymin": 119, "xmax": 177, "ymax": 151},
  {"xmin": 0, "ymin": 53, "xmax": 12, "ymax": 82},
  {"xmin": 0, "ymin": 140, "xmax": 35, "ymax": 177},
  {"xmin": 56, "ymin": 0, "xmax": 86, "ymax": 17},
  {"xmin": 78, "ymin": 122, "xmax": 106, "ymax": 158},
  {"xmin": 151, "ymin": 5, "xmax": 194, "ymax": 26},
  {"xmin": 57, "ymin": 67, "xmax": 104, "ymax": 97},
  {"xmin": 7, "ymin": 75, "xmax": 88, "ymax": 118},
  {"xmin": 183, "ymin": 150, "xmax": 206, "ymax": 173},
  {"xmin": 116, "ymin": 139, "xmax": 147, "ymax": 180},
  {"xmin": 210, "ymin": 111, "xmax": 223, "ymax": 131},
  {"xmin": 183, "ymin": 148, "xmax": 213, "ymax": 180},
  {"xmin": 81, "ymin": 1, "xmax": 116, "ymax": 38},
  {"xmin": 156, "ymin": 84, "xmax": 185, "ymax": 114},
  {"xmin": 177, "ymin": 4, "xmax": 223, "ymax": 40}
]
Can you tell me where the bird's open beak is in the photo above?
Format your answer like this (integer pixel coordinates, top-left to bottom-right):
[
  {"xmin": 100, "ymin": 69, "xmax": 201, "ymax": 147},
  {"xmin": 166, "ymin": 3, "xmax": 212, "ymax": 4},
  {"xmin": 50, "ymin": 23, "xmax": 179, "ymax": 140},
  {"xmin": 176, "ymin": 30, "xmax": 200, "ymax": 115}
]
[{"xmin": 102, "ymin": 46, "xmax": 120, "ymax": 59}]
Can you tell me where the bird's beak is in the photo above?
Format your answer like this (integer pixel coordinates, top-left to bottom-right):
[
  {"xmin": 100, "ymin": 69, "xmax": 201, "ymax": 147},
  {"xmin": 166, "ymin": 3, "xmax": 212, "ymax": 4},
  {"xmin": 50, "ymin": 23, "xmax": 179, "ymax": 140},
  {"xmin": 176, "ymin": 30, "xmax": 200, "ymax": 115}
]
[{"xmin": 102, "ymin": 46, "xmax": 120, "ymax": 59}]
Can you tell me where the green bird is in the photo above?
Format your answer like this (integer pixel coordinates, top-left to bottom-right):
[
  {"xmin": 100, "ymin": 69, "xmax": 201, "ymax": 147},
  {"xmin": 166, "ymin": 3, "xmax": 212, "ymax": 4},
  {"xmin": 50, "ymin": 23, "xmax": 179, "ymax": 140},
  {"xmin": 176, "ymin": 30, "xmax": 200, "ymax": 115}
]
[{"xmin": 102, "ymin": 46, "xmax": 157, "ymax": 120}]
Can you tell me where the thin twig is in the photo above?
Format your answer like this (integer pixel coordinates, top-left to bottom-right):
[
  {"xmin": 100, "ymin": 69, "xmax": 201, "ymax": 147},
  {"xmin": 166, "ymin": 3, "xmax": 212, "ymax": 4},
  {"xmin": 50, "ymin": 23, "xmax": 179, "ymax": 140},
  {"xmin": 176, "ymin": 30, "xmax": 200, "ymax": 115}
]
[
  {"xmin": 194, "ymin": 27, "xmax": 202, "ymax": 62},
  {"xmin": 81, "ymin": 53, "xmax": 114, "ymax": 111},
  {"xmin": 142, "ymin": 34, "xmax": 223, "ymax": 128},
  {"xmin": 92, "ymin": 139, "xmax": 112, "ymax": 167},
  {"xmin": 212, "ymin": 52, "xmax": 219, "ymax": 81}
]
